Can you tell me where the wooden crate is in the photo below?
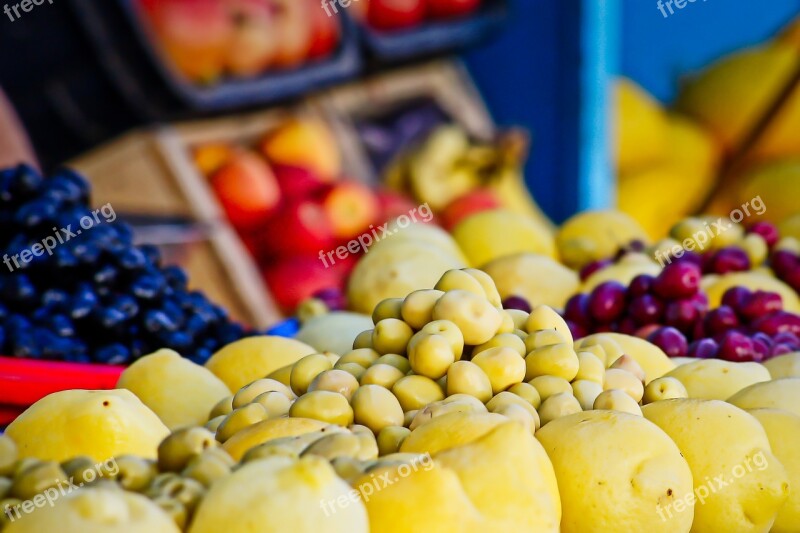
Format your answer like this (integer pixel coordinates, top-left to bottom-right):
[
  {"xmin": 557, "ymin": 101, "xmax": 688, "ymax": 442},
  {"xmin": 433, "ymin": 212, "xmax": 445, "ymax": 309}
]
[
  {"xmin": 69, "ymin": 128, "xmax": 282, "ymax": 330},
  {"xmin": 311, "ymin": 59, "xmax": 497, "ymax": 184}
]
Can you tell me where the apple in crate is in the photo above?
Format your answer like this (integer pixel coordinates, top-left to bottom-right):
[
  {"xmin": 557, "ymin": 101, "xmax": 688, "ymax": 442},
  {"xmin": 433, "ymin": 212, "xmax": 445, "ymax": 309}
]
[
  {"xmin": 222, "ymin": 0, "xmax": 279, "ymax": 77},
  {"xmin": 140, "ymin": 0, "xmax": 233, "ymax": 83},
  {"xmin": 272, "ymin": 0, "xmax": 313, "ymax": 68},
  {"xmin": 211, "ymin": 151, "xmax": 280, "ymax": 231},
  {"xmin": 273, "ymin": 164, "xmax": 327, "ymax": 200},
  {"xmin": 261, "ymin": 196, "xmax": 336, "ymax": 255},
  {"xmin": 306, "ymin": 0, "xmax": 341, "ymax": 59},
  {"xmin": 262, "ymin": 253, "xmax": 355, "ymax": 310},
  {"xmin": 367, "ymin": 0, "xmax": 427, "ymax": 30},
  {"xmin": 320, "ymin": 182, "xmax": 379, "ymax": 239},
  {"xmin": 441, "ymin": 188, "xmax": 501, "ymax": 230},
  {"xmin": 427, "ymin": 0, "xmax": 482, "ymax": 18},
  {"xmin": 260, "ymin": 118, "xmax": 342, "ymax": 181}
]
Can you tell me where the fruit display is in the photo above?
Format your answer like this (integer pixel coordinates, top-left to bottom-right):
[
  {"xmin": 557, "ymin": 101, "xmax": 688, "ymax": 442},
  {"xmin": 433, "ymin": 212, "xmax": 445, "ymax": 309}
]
[
  {"xmin": 135, "ymin": 0, "xmax": 343, "ymax": 83},
  {"xmin": 0, "ymin": 165, "xmax": 250, "ymax": 365},
  {"xmin": 615, "ymin": 16, "xmax": 800, "ymax": 239},
  {"xmin": 3, "ymin": 268, "xmax": 800, "ymax": 532}
]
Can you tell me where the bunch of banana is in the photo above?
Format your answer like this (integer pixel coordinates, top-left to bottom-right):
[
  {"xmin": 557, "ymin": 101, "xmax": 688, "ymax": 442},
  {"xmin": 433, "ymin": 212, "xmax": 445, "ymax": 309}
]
[{"xmin": 384, "ymin": 125, "xmax": 555, "ymax": 232}]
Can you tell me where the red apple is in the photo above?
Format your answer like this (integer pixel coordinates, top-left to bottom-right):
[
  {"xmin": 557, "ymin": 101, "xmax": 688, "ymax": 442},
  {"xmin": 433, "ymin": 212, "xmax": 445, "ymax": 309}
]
[
  {"xmin": 222, "ymin": 0, "xmax": 279, "ymax": 77},
  {"xmin": 307, "ymin": 0, "xmax": 341, "ymax": 59},
  {"xmin": 319, "ymin": 181, "xmax": 380, "ymax": 239},
  {"xmin": 261, "ymin": 196, "xmax": 336, "ymax": 256},
  {"xmin": 427, "ymin": 0, "xmax": 481, "ymax": 18},
  {"xmin": 143, "ymin": 0, "xmax": 233, "ymax": 83},
  {"xmin": 375, "ymin": 188, "xmax": 420, "ymax": 222},
  {"xmin": 211, "ymin": 151, "xmax": 281, "ymax": 231},
  {"xmin": 262, "ymin": 253, "xmax": 354, "ymax": 310},
  {"xmin": 368, "ymin": 0, "xmax": 426, "ymax": 31},
  {"xmin": 273, "ymin": 164, "xmax": 327, "ymax": 199},
  {"xmin": 441, "ymin": 188, "xmax": 501, "ymax": 230},
  {"xmin": 271, "ymin": 0, "xmax": 313, "ymax": 68}
]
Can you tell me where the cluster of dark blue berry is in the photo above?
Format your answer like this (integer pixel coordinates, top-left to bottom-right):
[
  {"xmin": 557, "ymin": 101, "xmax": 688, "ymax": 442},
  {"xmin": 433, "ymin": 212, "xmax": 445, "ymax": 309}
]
[{"xmin": 0, "ymin": 165, "xmax": 251, "ymax": 365}]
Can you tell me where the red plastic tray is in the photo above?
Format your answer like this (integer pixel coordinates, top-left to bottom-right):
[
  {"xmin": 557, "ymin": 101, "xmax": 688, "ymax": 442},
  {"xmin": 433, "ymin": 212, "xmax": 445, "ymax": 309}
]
[{"xmin": 0, "ymin": 357, "xmax": 125, "ymax": 424}]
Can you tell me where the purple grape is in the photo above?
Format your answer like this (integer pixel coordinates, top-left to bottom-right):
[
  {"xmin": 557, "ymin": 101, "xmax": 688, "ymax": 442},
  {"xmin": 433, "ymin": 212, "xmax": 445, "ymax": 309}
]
[
  {"xmin": 618, "ymin": 317, "xmax": 639, "ymax": 336},
  {"xmin": 687, "ymin": 338, "xmax": 719, "ymax": 359},
  {"xmin": 563, "ymin": 294, "xmax": 591, "ymax": 325},
  {"xmin": 628, "ymin": 274, "xmax": 655, "ymax": 297},
  {"xmin": 648, "ymin": 326, "xmax": 689, "ymax": 358},
  {"xmin": 771, "ymin": 343, "xmax": 797, "ymax": 357},
  {"xmin": 772, "ymin": 332, "xmax": 799, "ymax": 347},
  {"xmin": 753, "ymin": 311, "xmax": 800, "ymax": 336},
  {"xmin": 566, "ymin": 319, "xmax": 588, "ymax": 340},
  {"xmin": 674, "ymin": 250, "xmax": 703, "ymax": 267},
  {"xmin": 502, "ymin": 296, "xmax": 532, "ymax": 313},
  {"xmin": 653, "ymin": 262, "xmax": 701, "ymax": 299},
  {"xmin": 721, "ymin": 287, "xmax": 752, "ymax": 312},
  {"xmin": 629, "ymin": 294, "xmax": 664, "ymax": 325},
  {"xmin": 752, "ymin": 338, "xmax": 770, "ymax": 361},
  {"xmin": 784, "ymin": 268, "xmax": 800, "ymax": 292},
  {"xmin": 588, "ymin": 281, "xmax": 627, "ymax": 323},
  {"xmin": 752, "ymin": 332, "xmax": 775, "ymax": 348},
  {"xmin": 770, "ymin": 250, "xmax": 798, "ymax": 277},
  {"xmin": 748, "ymin": 222, "xmax": 779, "ymax": 248},
  {"xmin": 665, "ymin": 299, "xmax": 702, "ymax": 333},
  {"xmin": 704, "ymin": 306, "xmax": 740, "ymax": 336},
  {"xmin": 739, "ymin": 291, "xmax": 783, "ymax": 322},
  {"xmin": 708, "ymin": 248, "xmax": 750, "ymax": 275},
  {"xmin": 718, "ymin": 331, "xmax": 757, "ymax": 363}
]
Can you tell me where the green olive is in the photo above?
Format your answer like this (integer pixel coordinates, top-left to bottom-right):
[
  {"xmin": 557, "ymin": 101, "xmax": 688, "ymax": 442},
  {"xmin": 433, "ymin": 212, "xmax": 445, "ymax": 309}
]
[
  {"xmin": 359, "ymin": 364, "xmax": 405, "ymax": 389},
  {"xmin": 307, "ymin": 369, "xmax": 360, "ymax": 401},
  {"xmin": 336, "ymin": 348, "xmax": 380, "ymax": 368},
  {"xmin": 434, "ymin": 269, "xmax": 487, "ymax": 297},
  {"xmin": 352, "ymin": 330, "xmax": 374, "ymax": 350},
  {"xmin": 182, "ymin": 448, "xmax": 234, "ymax": 488},
  {"xmin": 471, "ymin": 347, "xmax": 526, "ymax": 394},
  {"xmin": 233, "ymin": 378, "xmax": 294, "ymax": 409},
  {"xmin": 209, "ymin": 396, "xmax": 234, "ymax": 419},
  {"xmin": 373, "ymin": 354, "xmax": 412, "ymax": 374},
  {"xmin": 446, "ymin": 360, "xmax": 493, "ymax": 403},
  {"xmin": 0, "ymin": 437, "xmax": 17, "ymax": 478},
  {"xmin": 110, "ymin": 455, "xmax": 157, "ymax": 492},
  {"xmin": 151, "ymin": 496, "xmax": 188, "ymax": 530},
  {"xmin": 11, "ymin": 461, "xmax": 67, "ymax": 500},
  {"xmin": 351, "ymin": 385, "xmax": 404, "ymax": 434},
  {"xmin": 215, "ymin": 403, "xmax": 269, "ymax": 443},
  {"xmin": 391, "ymin": 375, "xmax": 445, "ymax": 412},
  {"xmin": 290, "ymin": 354, "xmax": 333, "ymax": 396},
  {"xmin": 372, "ymin": 298, "xmax": 404, "ymax": 324},
  {"xmin": 401, "ymin": 290, "xmax": 445, "ymax": 330},
  {"xmin": 290, "ymin": 390, "xmax": 354, "ymax": 426},
  {"xmin": 158, "ymin": 427, "xmax": 218, "ymax": 473},
  {"xmin": 377, "ymin": 426, "xmax": 411, "ymax": 456},
  {"xmin": 0, "ymin": 477, "xmax": 11, "ymax": 499},
  {"xmin": 60, "ymin": 456, "xmax": 98, "ymax": 486},
  {"xmin": 372, "ymin": 318, "xmax": 414, "ymax": 356}
]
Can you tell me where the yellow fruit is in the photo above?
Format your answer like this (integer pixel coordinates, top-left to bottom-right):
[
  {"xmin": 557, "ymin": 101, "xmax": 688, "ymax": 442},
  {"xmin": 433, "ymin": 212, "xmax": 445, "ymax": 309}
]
[
  {"xmin": 347, "ymin": 241, "xmax": 465, "ymax": 314},
  {"xmin": 221, "ymin": 418, "xmax": 331, "ymax": 461},
  {"xmin": 116, "ymin": 349, "xmax": 231, "ymax": 430},
  {"xmin": 359, "ymin": 364, "xmax": 404, "ymax": 389},
  {"xmin": 4, "ymin": 486, "xmax": 180, "ymax": 533},
  {"xmin": 763, "ymin": 352, "xmax": 800, "ymax": 378},
  {"xmin": 431, "ymin": 290, "xmax": 502, "ymax": 345},
  {"xmin": 372, "ymin": 318, "xmax": 414, "ymax": 356},
  {"xmin": 391, "ymin": 375, "xmax": 445, "ymax": 412},
  {"xmin": 452, "ymin": 209, "xmax": 556, "ymax": 267},
  {"xmin": 619, "ymin": 114, "xmax": 721, "ymax": 239},
  {"xmin": 400, "ymin": 411, "xmax": 506, "ymax": 456},
  {"xmin": 524, "ymin": 329, "xmax": 568, "ymax": 352},
  {"xmin": 400, "ymin": 289, "xmax": 444, "ymax": 330},
  {"xmin": 350, "ymin": 385, "xmax": 404, "ymax": 434},
  {"xmin": 471, "ymin": 347, "xmax": 526, "ymax": 394},
  {"xmin": 290, "ymin": 354, "xmax": 333, "ymax": 396},
  {"xmin": 737, "ymin": 158, "xmax": 800, "ymax": 226},
  {"xmin": 593, "ymin": 389, "xmax": 642, "ymax": 416},
  {"xmin": 642, "ymin": 377, "xmax": 689, "ymax": 404},
  {"xmin": 615, "ymin": 77, "xmax": 669, "ymax": 174},
  {"xmin": 748, "ymin": 80, "xmax": 800, "ymax": 163},
  {"xmin": 571, "ymin": 380, "xmax": 603, "ymax": 410},
  {"xmin": 575, "ymin": 333, "xmax": 676, "ymax": 384},
  {"xmin": 434, "ymin": 422, "xmax": 561, "ymax": 531},
  {"xmin": 525, "ymin": 305, "xmax": 573, "ymax": 342},
  {"xmin": 608, "ymin": 354, "xmax": 646, "ymax": 382},
  {"xmin": 727, "ymin": 377, "xmax": 800, "ymax": 417},
  {"xmin": 556, "ymin": 210, "xmax": 649, "ymax": 269},
  {"xmin": 524, "ymin": 343, "xmax": 579, "ymax": 382},
  {"xmin": 747, "ymin": 408, "xmax": 800, "ymax": 532},
  {"xmin": 643, "ymin": 399, "xmax": 789, "ymax": 532},
  {"xmin": 603, "ymin": 369, "xmax": 644, "ymax": 403},
  {"xmin": 536, "ymin": 410, "xmax": 693, "ymax": 533},
  {"xmin": 206, "ymin": 336, "xmax": 317, "ymax": 392},
  {"xmin": 407, "ymin": 398, "xmax": 486, "ymax": 430},
  {"xmin": 336, "ymin": 348, "xmax": 380, "ymax": 368},
  {"xmin": 6, "ymin": 390, "xmax": 169, "ymax": 462},
  {"xmin": 664, "ymin": 359, "xmax": 771, "ymax": 400},
  {"xmin": 290, "ymin": 391, "xmax": 354, "ymax": 427},
  {"xmin": 407, "ymin": 333, "xmax": 456, "ymax": 380},
  {"xmin": 537, "ymin": 393, "xmax": 582, "ymax": 426},
  {"xmin": 377, "ymin": 426, "xmax": 411, "ymax": 456},
  {"xmin": 370, "ymin": 220, "xmax": 469, "ymax": 265},
  {"xmin": 508, "ymin": 382, "xmax": 542, "ymax": 409},
  {"xmin": 678, "ymin": 44, "xmax": 799, "ymax": 154},
  {"xmin": 260, "ymin": 119, "xmax": 342, "ymax": 180},
  {"xmin": 352, "ymin": 459, "xmax": 478, "ymax": 533},
  {"xmin": 529, "ymin": 375, "xmax": 572, "ymax": 401},
  {"xmin": 483, "ymin": 253, "xmax": 580, "ymax": 309},
  {"xmin": 372, "ymin": 298, "xmax": 404, "ymax": 323},
  {"xmin": 189, "ymin": 456, "xmax": 368, "ymax": 533},
  {"xmin": 295, "ymin": 312, "xmax": 373, "ymax": 357}
]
